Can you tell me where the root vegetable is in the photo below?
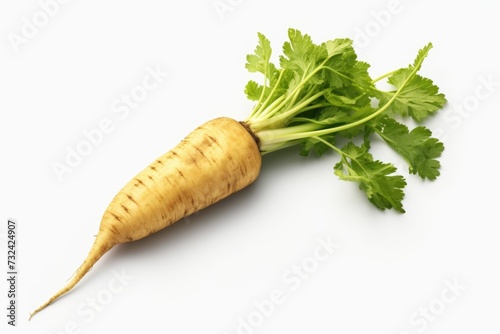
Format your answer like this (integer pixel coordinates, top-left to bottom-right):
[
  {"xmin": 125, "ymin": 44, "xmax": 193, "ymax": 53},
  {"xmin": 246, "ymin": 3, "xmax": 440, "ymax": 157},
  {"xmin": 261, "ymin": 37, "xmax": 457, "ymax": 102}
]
[
  {"xmin": 30, "ymin": 117, "xmax": 261, "ymax": 319},
  {"xmin": 30, "ymin": 28, "xmax": 447, "ymax": 319}
]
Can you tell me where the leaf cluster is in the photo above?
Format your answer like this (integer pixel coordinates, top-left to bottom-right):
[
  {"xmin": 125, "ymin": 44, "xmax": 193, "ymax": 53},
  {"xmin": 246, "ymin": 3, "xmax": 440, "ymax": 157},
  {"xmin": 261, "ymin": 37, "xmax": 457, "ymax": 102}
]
[{"xmin": 244, "ymin": 29, "xmax": 447, "ymax": 212}]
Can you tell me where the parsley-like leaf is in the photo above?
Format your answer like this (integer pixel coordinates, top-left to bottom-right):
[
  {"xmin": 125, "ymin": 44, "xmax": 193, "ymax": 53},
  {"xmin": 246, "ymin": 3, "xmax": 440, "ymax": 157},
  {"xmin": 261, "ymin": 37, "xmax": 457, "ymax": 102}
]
[
  {"xmin": 244, "ymin": 30, "xmax": 447, "ymax": 212},
  {"xmin": 280, "ymin": 29, "xmax": 325, "ymax": 74},
  {"xmin": 374, "ymin": 43, "xmax": 447, "ymax": 121},
  {"xmin": 245, "ymin": 32, "xmax": 273, "ymax": 75},
  {"xmin": 244, "ymin": 80, "xmax": 263, "ymax": 101},
  {"xmin": 334, "ymin": 142, "xmax": 407, "ymax": 212},
  {"xmin": 378, "ymin": 72, "xmax": 447, "ymax": 121},
  {"xmin": 373, "ymin": 116, "xmax": 444, "ymax": 180},
  {"xmin": 300, "ymin": 135, "xmax": 335, "ymax": 157}
]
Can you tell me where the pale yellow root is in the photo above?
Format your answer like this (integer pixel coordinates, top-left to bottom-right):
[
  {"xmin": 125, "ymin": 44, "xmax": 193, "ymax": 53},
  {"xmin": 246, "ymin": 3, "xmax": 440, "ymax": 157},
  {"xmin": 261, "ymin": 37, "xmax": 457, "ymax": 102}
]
[
  {"xmin": 30, "ymin": 117, "xmax": 261, "ymax": 319},
  {"xmin": 29, "ymin": 232, "xmax": 115, "ymax": 320}
]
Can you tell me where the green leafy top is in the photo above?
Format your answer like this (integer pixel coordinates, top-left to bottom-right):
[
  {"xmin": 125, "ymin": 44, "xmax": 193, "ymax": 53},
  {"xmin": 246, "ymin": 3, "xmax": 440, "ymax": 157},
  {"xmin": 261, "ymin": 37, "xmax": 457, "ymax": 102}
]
[{"xmin": 244, "ymin": 28, "xmax": 447, "ymax": 213}]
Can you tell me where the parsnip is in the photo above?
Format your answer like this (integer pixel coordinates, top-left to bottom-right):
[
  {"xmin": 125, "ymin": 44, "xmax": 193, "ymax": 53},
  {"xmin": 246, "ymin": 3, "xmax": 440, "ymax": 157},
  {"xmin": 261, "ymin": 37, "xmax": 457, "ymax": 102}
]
[
  {"xmin": 30, "ymin": 117, "xmax": 261, "ymax": 319},
  {"xmin": 30, "ymin": 28, "xmax": 447, "ymax": 319}
]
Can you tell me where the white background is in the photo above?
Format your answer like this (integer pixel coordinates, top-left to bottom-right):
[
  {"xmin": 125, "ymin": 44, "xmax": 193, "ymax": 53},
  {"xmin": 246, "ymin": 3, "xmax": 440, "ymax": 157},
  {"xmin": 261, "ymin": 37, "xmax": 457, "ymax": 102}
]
[{"xmin": 1, "ymin": 0, "xmax": 499, "ymax": 333}]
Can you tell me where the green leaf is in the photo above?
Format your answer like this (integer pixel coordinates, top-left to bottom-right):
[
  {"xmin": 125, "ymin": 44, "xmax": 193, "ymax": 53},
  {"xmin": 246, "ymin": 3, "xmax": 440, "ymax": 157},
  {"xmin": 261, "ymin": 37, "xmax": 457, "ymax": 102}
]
[
  {"xmin": 373, "ymin": 116, "xmax": 444, "ymax": 180},
  {"xmin": 324, "ymin": 93, "xmax": 358, "ymax": 107},
  {"xmin": 412, "ymin": 43, "xmax": 433, "ymax": 71},
  {"xmin": 334, "ymin": 142, "xmax": 407, "ymax": 212},
  {"xmin": 318, "ymin": 107, "xmax": 350, "ymax": 124},
  {"xmin": 350, "ymin": 60, "xmax": 374, "ymax": 91},
  {"xmin": 375, "ymin": 43, "xmax": 447, "ymax": 121},
  {"xmin": 244, "ymin": 80, "xmax": 263, "ymax": 101},
  {"xmin": 245, "ymin": 32, "xmax": 273, "ymax": 75},
  {"xmin": 300, "ymin": 135, "xmax": 335, "ymax": 157},
  {"xmin": 323, "ymin": 38, "xmax": 353, "ymax": 58},
  {"xmin": 243, "ymin": 30, "xmax": 447, "ymax": 212},
  {"xmin": 379, "ymin": 72, "xmax": 447, "ymax": 121},
  {"xmin": 280, "ymin": 28, "xmax": 325, "ymax": 74},
  {"xmin": 334, "ymin": 105, "xmax": 376, "ymax": 139}
]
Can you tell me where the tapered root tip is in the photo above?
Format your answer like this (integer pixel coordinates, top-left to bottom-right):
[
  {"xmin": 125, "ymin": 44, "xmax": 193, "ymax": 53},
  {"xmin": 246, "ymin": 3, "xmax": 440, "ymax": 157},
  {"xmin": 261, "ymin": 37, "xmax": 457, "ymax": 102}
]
[
  {"xmin": 29, "ymin": 302, "xmax": 51, "ymax": 321},
  {"xmin": 29, "ymin": 236, "xmax": 115, "ymax": 320},
  {"xmin": 29, "ymin": 281, "xmax": 75, "ymax": 319}
]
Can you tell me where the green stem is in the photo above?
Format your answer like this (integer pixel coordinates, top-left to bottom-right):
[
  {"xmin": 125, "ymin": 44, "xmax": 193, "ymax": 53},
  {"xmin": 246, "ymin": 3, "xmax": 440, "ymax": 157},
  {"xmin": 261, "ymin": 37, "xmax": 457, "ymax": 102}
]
[
  {"xmin": 250, "ymin": 89, "xmax": 328, "ymax": 132},
  {"xmin": 252, "ymin": 70, "xmax": 286, "ymax": 119},
  {"xmin": 252, "ymin": 58, "xmax": 330, "ymax": 122},
  {"xmin": 312, "ymin": 136, "xmax": 362, "ymax": 178},
  {"xmin": 256, "ymin": 61, "xmax": 419, "ymax": 153},
  {"xmin": 252, "ymin": 94, "xmax": 286, "ymax": 121},
  {"xmin": 372, "ymin": 70, "xmax": 397, "ymax": 83}
]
